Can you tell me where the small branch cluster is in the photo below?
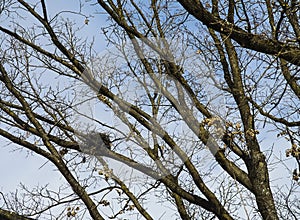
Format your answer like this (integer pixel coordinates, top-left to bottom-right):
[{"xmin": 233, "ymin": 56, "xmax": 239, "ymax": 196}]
[
  {"xmin": 66, "ymin": 206, "xmax": 79, "ymax": 218},
  {"xmin": 202, "ymin": 117, "xmax": 224, "ymax": 137},
  {"xmin": 292, "ymin": 169, "xmax": 299, "ymax": 182},
  {"xmin": 286, "ymin": 144, "xmax": 300, "ymax": 182},
  {"xmin": 286, "ymin": 144, "xmax": 300, "ymax": 160},
  {"xmin": 99, "ymin": 200, "xmax": 110, "ymax": 206},
  {"xmin": 98, "ymin": 168, "xmax": 113, "ymax": 181}
]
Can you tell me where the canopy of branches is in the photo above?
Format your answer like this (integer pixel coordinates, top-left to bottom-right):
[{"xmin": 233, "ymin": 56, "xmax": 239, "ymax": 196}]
[{"xmin": 0, "ymin": 0, "xmax": 299, "ymax": 219}]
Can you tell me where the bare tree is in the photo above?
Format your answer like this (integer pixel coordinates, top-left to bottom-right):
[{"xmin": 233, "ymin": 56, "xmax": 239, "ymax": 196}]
[{"xmin": 0, "ymin": 0, "xmax": 299, "ymax": 219}]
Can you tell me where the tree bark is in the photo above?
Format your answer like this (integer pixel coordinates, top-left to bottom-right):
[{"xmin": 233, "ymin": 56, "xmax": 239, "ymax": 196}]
[{"xmin": 0, "ymin": 209, "xmax": 35, "ymax": 220}]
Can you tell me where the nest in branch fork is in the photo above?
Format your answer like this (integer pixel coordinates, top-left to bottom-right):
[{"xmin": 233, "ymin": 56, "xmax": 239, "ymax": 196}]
[{"xmin": 83, "ymin": 132, "xmax": 112, "ymax": 155}]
